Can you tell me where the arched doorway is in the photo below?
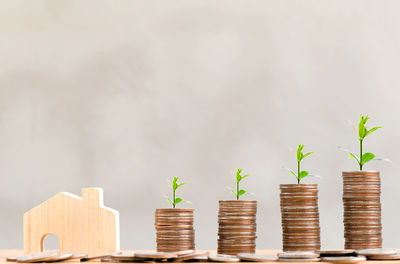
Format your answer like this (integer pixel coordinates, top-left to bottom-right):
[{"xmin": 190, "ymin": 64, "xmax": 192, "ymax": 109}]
[{"xmin": 40, "ymin": 234, "xmax": 59, "ymax": 251}]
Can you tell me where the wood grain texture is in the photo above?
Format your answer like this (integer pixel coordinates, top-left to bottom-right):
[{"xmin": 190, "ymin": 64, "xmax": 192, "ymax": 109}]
[{"xmin": 23, "ymin": 188, "xmax": 120, "ymax": 254}]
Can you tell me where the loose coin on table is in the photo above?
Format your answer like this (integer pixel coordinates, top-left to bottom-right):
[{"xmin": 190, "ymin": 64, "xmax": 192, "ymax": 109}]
[
  {"xmin": 186, "ymin": 256, "xmax": 209, "ymax": 262},
  {"xmin": 100, "ymin": 259, "xmax": 115, "ymax": 263},
  {"xmin": 316, "ymin": 249, "xmax": 355, "ymax": 256},
  {"xmin": 208, "ymin": 254, "xmax": 240, "ymax": 262},
  {"xmin": 110, "ymin": 253, "xmax": 137, "ymax": 261},
  {"xmin": 173, "ymin": 250, "xmax": 196, "ymax": 256},
  {"xmin": 6, "ymin": 257, "xmax": 18, "ymax": 262},
  {"xmin": 279, "ymin": 258, "xmax": 320, "ymax": 262},
  {"xmin": 70, "ymin": 254, "xmax": 88, "ymax": 260},
  {"xmin": 321, "ymin": 256, "xmax": 367, "ymax": 263},
  {"xmin": 134, "ymin": 252, "xmax": 177, "ymax": 259},
  {"xmin": 355, "ymin": 248, "xmax": 398, "ymax": 256},
  {"xmin": 44, "ymin": 252, "xmax": 73, "ymax": 262},
  {"xmin": 81, "ymin": 253, "xmax": 119, "ymax": 262},
  {"xmin": 367, "ymin": 253, "xmax": 400, "ymax": 260},
  {"xmin": 17, "ymin": 252, "xmax": 58, "ymax": 263},
  {"xmin": 278, "ymin": 251, "xmax": 319, "ymax": 259},
  {"xmin": 172, "ymin": 251, "xmax": 209, "ymax": 262},
  {"xmin": 237, "ymin": 253, "xmax": 278, "ymax": 262}
]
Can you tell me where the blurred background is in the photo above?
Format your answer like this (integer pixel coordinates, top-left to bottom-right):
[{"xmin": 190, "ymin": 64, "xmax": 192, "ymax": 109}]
[{"xmin": 0, "ymin": 0, "xmax": 399, "ymax": 251}]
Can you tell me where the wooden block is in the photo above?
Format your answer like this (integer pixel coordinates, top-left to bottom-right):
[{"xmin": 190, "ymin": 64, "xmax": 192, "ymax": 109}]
[{"xmin": 23, "ymin": 188, "xmax": 120, "ymax": 254}]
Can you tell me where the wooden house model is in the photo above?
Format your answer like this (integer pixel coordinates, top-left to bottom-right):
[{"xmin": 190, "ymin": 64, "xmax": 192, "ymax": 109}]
[{"xmin": 23, "ymin": 188, "xmax": 120, "ymax": 254}]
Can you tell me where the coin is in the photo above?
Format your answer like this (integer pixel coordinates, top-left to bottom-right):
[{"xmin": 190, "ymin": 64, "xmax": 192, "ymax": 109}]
[
  {"xmin": 81, "ymin": 253, "xmax": 119, "ymax": 262},
  {"xmin": 70, "ymin": 254, "xmax": 88, "ymax": 260},
  {"xmin": 237, "ymin": 253, "xmax": 278, "ymax": 262},
  {"xmin": 279, "ymin": 258, "xmax": 320, "ymax": 262},
  {"xmin": 355, "ymin": 248, "xmax": 398, "ymax": 256},
  {"xmin": 100, "ymin": 258, "xmax": 115, "ymax": 263},
  {"xmin": 367, "ymin": 252, "xmax": 400, "ymax": 260},
  {"xmin": 135, "ymin": 252, "xmax": 177, "ymax": 259},
  {"xmin": 278, "ymin": 251, "xmax": 319, "ymax": 259},
  {"xmin": 17, "ymin": 252, "xmax": 58, "ymax": 263},
  {"xmin": 317, "ymin": 250, "xmax": 356, "ymax": 258},
  {"xmin": 6, "ymin": 257, "xmax": 18, "ymax": 262},
  {"xmin": 316, "ymin": 249, "xmax": 355, "ymax": 256},
  {"xmin": 171, "ymin": 251, "xmax": 209, "ymax": 262},
  {"xmin": 208, "ymin": 254, "xmax": 240, "ymax": 262},
  {"xmin": 110, "ymin": 253, "xmax": 137, "ymax": 261},
  {"xmin": 43, "ymin": 252, "xmax": 73, "ymax": 262},
  {"xmin": 321, "ymin": 256, "xmax": 367, "ymax": 263}
]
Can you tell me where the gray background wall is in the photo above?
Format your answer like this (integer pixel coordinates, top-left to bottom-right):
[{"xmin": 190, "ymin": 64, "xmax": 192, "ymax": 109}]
[{"xmin": 0, "ymin": 0, "xmax": 399, "ymax": 251}]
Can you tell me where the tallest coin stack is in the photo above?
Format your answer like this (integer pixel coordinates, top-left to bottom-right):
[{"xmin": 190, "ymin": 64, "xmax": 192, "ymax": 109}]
[{"xmin": 342, "ymin": 171, "xmax": 382, "ymax": 249}]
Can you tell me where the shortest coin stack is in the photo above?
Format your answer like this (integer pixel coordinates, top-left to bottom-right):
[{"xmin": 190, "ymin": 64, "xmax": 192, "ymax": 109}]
[
  {"xmin": 155, "ymin": 208, "xmax": 195, "ymax": 252},
  {"xmin": 217, "ymin": 200, "xmax": 257, "ymax": 255}
]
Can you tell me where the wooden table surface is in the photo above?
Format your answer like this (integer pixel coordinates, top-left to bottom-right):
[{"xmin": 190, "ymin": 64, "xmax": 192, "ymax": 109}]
[{"xmin": 1, "ymin": 250, "xmax": 399, "ymax": 264}]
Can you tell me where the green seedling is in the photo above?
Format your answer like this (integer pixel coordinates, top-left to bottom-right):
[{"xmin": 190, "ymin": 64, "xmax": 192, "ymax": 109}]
[
  {"xmin": 348, "ymin": 114, "xmax": 382, "ymax": 171},
  {"xmin": 167, "ymin": 176, "xmax": 185, "ymax": 208},
  {"xmin": 230, "ymin": 168, "xmax": 250, "ymax": 200},
  {"xmin": 289, "ymin": 144, "xmax": 313, "ymax": 184}
]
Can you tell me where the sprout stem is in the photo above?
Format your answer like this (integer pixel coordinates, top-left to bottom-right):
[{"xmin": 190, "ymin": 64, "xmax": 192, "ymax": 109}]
[
  {"xmin": 236, "ymin": 180, "xmax": 239, "ymax": 200},
  {"xmin": 359, "ymin": 139, "xmax": 363, "ymax": 171},
  {"xmin": 297, "ymin": 160, "xmax": 300, "ymax": 184},
  {"xmin": 172, "ymin": 186, "xmax": 176, "ymax": 208}
]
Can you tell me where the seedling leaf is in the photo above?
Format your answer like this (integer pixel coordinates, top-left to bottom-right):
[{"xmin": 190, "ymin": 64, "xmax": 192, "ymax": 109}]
[
  {"xmin": 168, "ymin": 176, "xmax": 186, "ymax": 208},
  {"xmin": 299, "ymin": 170, "xmax": 309, "ymax": 180},
  {"xmin": 361, "ymin": 152, "xmax": 375, "ymax": 165},
  {"xmin": 232, "ymin": 168, "xmax": 250, "ymax": 200},
  {"xmin": 177, "ymin": 182, "xmax": 186, "ymax": 189},
  {"xmin": 302, "ymin": 152, "xmax": 313, "ymax": 159},
  {"xmin": 349, "ymin": 153, "xmax": 360, "ymax": 163},
  {"xmin": 297, "ymin": 144, "xmax": 304, "ymax": 161},
  {"xmin": 344, "ymin": 114, "xmax": 385, "ymax": 170},
  {"xmin": 238, "ymin": 189, "xmax": 246, "ymax": 197},
  {"xmin": 365, "ymin": 126, "xmax": 382, "ymax": 137},
  {"xmin": 174, "ymin": 197, "xmax": 183, "ymax": 205},
  {"xmin": 292, "ymin": 144, "xmax": 314, "ymax": 183},
  {"xmin": 240, "ymin": 174, "xmax": 249, "ymax": 182}
]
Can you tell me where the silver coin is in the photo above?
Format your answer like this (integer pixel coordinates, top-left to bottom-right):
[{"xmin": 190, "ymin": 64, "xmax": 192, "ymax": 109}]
[
  {"xmin": 278, "ymin": 251, "xmax": 319, "ymax": 259},
  {"xmin": 208, "ymin": 254, "xmax": 240, "ymax": 262},
  {"xmin": 355, "ymin": 248, "xmax": 398, "ymax": 256},
  {"xmin": 321, "ymin": 256, "xmax": 367, "ymax": 263}
]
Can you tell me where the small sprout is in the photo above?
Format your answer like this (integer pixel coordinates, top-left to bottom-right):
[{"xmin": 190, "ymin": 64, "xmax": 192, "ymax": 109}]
[
  {"xmin": 347, "ymin": 114, "xmax": 382, "ymax": 171},
  {"xmin": 288, "ymin": 144, "xmax": 313, "ymax": 184},
  {"xmin": 230, "ymin": 168, "xmax": 250, "ymax": 200},
  {"xmin": 166, "ymin": 176, "xmax": 185, "ymax": 208}
]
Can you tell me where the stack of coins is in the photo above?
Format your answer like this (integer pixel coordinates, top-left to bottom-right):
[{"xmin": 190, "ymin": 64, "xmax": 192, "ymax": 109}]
[
  {"xmin": 342, "ymin": 171, "xmax": 382, "ymax": 249},
  {"xmin": 217, "ymin": 200, "xmax": 257, "ymax": 255},
  {"xmin": 155, "ymin": 208, "xmax": 195, "ymax": 252},
  {"xmin": 280, "ymin": 184, "xmax": 321, "ymax": 252}
]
